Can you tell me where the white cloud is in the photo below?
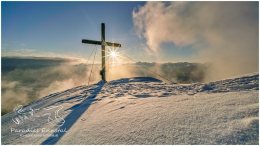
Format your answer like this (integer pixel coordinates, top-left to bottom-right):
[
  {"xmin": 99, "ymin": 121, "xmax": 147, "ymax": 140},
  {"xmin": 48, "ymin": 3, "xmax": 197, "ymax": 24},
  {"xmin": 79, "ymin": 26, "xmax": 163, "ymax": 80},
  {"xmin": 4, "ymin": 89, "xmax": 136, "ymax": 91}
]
[{"xmin": 133, "ymin": 2, "xmax": 259, "ymax": 80}]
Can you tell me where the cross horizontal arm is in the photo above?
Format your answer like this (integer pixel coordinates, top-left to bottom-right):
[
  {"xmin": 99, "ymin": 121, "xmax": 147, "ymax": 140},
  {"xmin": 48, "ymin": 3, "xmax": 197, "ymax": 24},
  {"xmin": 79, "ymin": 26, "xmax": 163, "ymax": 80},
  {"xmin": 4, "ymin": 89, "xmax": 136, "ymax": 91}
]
[
  {"xmin": 82, "ymin": 39, "xmax": 121, "ymax": 47},
  {"xmin": 105, "ymin": 42, "xmax": 121, "ymax": 47},
  {"xmin": 82, "ymin": 39, "xmax": 101, "ymax": 45}
]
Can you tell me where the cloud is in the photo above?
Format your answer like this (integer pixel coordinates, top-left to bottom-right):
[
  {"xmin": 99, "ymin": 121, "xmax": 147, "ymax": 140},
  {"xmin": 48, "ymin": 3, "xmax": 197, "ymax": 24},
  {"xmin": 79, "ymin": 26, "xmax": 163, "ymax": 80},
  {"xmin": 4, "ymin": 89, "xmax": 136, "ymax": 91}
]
[
  {"xmin": 1, "ymin": 80, "xmax": 30, "ymax": 114},
  {"xmin": 2, "ymin": 48, "xmax": 36, "ymax": 56},
  {"xmin": 2, "ymin": 56, "xmax": 207, "ymax": 114},
  {"xmin": 1, "ymin": 57, "xmax": 101, "ymax": 115},
  {"xmin": 133, "ymin": 2, "xmax": 259, "ymax": 80}
]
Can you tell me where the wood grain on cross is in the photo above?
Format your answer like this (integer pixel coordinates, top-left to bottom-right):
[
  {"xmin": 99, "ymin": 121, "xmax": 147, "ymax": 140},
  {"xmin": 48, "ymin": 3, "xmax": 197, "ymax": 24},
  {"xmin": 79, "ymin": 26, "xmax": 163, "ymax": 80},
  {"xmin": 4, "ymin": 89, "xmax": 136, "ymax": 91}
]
[{"xmin": 82, "ymin": 23, "xmax": 121, "ymax": 82}]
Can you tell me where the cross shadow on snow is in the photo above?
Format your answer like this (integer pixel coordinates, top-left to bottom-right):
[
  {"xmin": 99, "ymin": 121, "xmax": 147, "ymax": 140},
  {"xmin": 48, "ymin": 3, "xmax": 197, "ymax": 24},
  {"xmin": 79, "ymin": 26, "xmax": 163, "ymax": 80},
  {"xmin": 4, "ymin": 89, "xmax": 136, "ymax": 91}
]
[
  {"xmin": 109, "ymin": 77, "xmax": 162, "ymax": 84},
  {"xmin": 41, "ymin": 81, "xmax": 105, "ymax": 145}
]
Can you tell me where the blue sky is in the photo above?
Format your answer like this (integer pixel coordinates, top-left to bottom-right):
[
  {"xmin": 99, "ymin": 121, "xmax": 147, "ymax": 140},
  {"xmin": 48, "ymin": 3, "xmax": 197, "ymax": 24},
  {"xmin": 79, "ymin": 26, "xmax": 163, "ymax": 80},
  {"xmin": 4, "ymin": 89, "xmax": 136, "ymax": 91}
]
[
  {"xmin": 2, "ymin": 2, "xmax": 142, "ymax": 60},
  {"xmin": 2, "ymin": 1, "xmax": 195, "ymax": 62},
  {"xmin": 3, "ymin": 1, "xmax": 257, "ymax": 64}
]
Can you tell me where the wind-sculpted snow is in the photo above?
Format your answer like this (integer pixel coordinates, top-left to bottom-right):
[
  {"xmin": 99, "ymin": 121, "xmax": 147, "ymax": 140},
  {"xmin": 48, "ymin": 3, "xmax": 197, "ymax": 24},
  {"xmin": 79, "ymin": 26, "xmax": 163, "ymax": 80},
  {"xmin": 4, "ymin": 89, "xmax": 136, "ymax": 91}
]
[
  {"xmin": 99, "ymin": 74, "xmax": 258, "ymax": 99},
  {"xmin": 1, "ymin": 74, "xmax": 259, "ymax": 144}
]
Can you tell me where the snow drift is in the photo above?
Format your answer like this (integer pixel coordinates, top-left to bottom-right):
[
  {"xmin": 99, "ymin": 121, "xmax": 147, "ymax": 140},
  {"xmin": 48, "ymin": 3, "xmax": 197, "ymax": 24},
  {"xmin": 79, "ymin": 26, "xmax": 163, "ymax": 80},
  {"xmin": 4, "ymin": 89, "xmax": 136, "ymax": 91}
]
[{"xmin": 1, "ymin": 73, "xmax": 259, "ymax": 144}]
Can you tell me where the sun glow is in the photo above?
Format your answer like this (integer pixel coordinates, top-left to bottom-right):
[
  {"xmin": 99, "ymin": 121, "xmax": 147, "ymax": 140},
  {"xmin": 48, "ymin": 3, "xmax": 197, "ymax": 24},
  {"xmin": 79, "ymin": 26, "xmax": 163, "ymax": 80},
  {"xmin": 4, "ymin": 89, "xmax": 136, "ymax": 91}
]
[
  {"xmin": 107, "ymin": 47, "xmax": 120, "ymax": 60},
  {"xmin": 110, "ymin": 50, "xmax": 118, "ymax": 59},
  {"xmin": 106, "ymin": 47, "xmax": 125, "ymax": 67}
]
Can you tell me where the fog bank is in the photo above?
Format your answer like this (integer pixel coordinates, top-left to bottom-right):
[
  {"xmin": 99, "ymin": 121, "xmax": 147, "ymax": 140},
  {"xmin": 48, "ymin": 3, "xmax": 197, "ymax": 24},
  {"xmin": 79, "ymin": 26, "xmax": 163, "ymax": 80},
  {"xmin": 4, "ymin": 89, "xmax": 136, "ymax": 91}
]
[{"xmin": 133, "ymin": 2, "xmax": 259, "ymax": 81}]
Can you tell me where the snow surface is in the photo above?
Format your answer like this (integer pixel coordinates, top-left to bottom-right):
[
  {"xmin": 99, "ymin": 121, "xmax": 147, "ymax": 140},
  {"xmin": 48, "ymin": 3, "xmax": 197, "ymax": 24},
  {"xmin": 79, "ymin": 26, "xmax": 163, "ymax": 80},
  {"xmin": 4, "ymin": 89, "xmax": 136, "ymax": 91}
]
[{"xmin": 1, "ymin": 74, "xmax": 259, "ymax": 144}]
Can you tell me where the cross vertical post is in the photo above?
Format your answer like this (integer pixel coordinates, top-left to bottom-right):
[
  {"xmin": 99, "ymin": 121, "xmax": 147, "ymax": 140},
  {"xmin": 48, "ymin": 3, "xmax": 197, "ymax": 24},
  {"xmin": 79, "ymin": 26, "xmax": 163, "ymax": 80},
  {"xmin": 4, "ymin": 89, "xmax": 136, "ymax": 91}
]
[
  {"xmin": 101, "ymin": 23, "xmax": 106, "ymax": 81},
  {"xmin": 82, "ymin": 23, "xmax": 121, "ymax": 82}
]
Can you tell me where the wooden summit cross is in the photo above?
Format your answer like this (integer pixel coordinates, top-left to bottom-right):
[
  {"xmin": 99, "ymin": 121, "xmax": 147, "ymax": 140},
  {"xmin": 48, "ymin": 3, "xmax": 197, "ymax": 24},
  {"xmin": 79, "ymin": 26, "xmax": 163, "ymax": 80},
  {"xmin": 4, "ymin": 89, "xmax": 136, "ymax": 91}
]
[{"xmin": 82, "ymin": 23, "xmax": 121, "ymax": 82}]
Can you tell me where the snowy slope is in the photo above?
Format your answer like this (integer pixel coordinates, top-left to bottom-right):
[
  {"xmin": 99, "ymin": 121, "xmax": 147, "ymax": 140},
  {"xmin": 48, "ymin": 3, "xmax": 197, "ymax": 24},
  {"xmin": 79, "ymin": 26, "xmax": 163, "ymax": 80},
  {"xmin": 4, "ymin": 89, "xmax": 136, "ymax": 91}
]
[{"xmin": 1, "ymin": 74, "xmax": 259, "ymax": 145}]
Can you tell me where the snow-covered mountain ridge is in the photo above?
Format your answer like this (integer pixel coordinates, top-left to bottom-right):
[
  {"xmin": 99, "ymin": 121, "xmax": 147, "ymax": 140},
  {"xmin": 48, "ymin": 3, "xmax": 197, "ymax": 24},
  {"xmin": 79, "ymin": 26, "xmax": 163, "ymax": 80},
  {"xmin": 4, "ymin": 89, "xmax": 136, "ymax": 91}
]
[{"xmin": 1, "ymin": 73, "xmax": 259, "ymax": 144}]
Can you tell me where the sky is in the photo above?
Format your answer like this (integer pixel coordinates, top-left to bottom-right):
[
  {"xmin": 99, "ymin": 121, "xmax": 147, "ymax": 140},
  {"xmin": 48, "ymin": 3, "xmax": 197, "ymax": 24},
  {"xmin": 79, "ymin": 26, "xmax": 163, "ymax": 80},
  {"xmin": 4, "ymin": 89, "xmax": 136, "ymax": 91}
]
[
  {"xmin": 1, "ymin": 1, "xmax": 259, "ymax": 66},
  {"xmin": 2, "ymin": 1, "xmax": 151, "ymax": 62}
]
